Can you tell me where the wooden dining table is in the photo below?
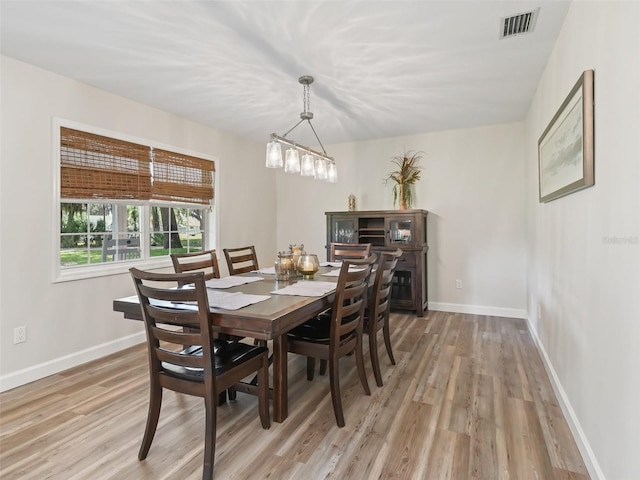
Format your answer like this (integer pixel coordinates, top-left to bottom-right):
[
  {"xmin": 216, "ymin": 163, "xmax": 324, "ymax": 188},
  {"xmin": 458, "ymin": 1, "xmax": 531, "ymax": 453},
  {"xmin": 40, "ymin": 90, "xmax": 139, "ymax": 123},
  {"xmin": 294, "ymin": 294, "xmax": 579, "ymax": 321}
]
[{"xmin": 112, "ymin": 267, "xmax": 339, "ymax": 423}]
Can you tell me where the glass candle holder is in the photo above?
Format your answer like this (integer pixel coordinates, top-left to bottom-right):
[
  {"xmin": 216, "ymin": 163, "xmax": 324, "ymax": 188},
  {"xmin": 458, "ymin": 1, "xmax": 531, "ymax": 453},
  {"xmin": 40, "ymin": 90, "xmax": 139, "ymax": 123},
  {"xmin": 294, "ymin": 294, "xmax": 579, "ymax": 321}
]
[
  {"xmin": 275, "ymin": 252, "xmax": 294, "ymax": 282},
  {"xmin": 296, "ymin": 254, "xmax": 320, "ymax": 279}
]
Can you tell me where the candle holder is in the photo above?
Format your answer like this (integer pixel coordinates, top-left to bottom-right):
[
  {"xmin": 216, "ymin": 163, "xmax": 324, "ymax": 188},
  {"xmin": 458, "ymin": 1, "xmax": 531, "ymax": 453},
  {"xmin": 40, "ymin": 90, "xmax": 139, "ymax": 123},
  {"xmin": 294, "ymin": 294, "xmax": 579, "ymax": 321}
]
[
  {"xmin": 296, "ymin": 254, "xmax": 320, "ymax": 279},
  {"xmin": 275, "ymin": 251, "xmax": 295, "ymax": 282}
]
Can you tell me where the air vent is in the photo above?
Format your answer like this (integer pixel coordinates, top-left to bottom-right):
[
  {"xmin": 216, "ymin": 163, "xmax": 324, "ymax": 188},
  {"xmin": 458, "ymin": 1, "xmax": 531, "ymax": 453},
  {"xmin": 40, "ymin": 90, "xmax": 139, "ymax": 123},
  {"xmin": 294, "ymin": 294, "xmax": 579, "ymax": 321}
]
[{"xmin": 500, "ymin": 8, "xmax": 539, "ymax": 39}]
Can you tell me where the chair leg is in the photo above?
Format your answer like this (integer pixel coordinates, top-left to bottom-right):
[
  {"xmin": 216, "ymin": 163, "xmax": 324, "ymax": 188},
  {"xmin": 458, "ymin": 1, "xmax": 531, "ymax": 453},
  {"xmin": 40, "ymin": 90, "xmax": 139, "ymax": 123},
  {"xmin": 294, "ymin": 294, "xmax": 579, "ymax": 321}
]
[
  {"xmin": 383, "ymin": 318, "xmax": 396, "ymax": 365},
  {"xmin": 202, "ymin": 389, "xmax": 217, "ymax": 480},
  {"xmin": 227, "ymin": 387, "xmax": 237, "ymax": 401},
  {"xmin": 355, "ymin": 336, "xmax": 371, "ymax": 396},
  {"xmin": 306, "ymin": 357, "xmax": 316, "ymax": 380},
  {"xmin": 138, "ymin": 384, "xmax": 163, "ymax": 460},
  {"xmin": 328, "ymin": 358, "xmax": 345, "ymax": 428},
  {"xmin": 369, "ymin": 330, "xmax": 383, "ymax": 387},
  {"xmin": 319, "ymin": 359, "xmax": 327, "ymax": 376},
  {"xmin": 258, "ymin": 355, "xmax": 271, "ymax": 430}
]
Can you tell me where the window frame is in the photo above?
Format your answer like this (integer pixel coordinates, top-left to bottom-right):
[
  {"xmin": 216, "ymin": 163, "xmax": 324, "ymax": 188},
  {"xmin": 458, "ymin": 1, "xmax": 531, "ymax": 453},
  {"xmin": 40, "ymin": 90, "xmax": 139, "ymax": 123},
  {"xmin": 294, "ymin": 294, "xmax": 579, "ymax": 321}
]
[{"xmin": 52, "ymin": 118, "xmax": 219, "ymax": 283}]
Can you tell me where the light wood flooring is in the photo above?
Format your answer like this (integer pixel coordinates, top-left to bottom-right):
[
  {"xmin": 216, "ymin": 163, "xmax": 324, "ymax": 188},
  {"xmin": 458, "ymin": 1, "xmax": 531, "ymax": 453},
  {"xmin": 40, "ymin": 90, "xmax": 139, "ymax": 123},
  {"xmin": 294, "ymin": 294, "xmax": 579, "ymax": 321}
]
[{"xmin": 0, "ymin": 311, "xmax": 589, "ymax": 479}]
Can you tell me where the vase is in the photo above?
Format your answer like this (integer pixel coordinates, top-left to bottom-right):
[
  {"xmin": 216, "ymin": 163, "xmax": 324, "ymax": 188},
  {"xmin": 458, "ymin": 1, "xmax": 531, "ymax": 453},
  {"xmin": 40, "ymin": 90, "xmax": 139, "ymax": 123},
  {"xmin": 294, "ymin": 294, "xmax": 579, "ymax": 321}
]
[{"xmin": 398, "ymin": 184, "xmax": 408, "ymax": 210}]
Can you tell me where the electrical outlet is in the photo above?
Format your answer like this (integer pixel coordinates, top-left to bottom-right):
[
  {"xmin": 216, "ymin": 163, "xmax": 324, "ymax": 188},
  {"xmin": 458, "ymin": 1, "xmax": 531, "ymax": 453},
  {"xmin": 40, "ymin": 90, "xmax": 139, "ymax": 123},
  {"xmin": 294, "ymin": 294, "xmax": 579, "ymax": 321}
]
[
  {"xmin": 14, "ymin": 326, "xmax": 27, "ymax": 344},
  {"xmin": 455, "ymin": 279, "xmax": 462, "ymax": 289}
]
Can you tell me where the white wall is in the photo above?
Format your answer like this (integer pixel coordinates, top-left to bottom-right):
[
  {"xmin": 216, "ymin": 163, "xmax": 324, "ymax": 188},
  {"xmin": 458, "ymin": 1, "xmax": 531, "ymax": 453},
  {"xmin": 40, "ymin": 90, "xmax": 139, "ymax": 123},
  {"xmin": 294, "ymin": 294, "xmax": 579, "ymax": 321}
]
[
  {"xmin": 524, "ymin": 2, "xmax": 640, "ymax": 479},
  {"xmin": 0, "ymin": 56, "xmax": 277, "ymax": 389},
  {"xmin": 276, "ymin": 123, "xmax": 528, "ymax": 317}
]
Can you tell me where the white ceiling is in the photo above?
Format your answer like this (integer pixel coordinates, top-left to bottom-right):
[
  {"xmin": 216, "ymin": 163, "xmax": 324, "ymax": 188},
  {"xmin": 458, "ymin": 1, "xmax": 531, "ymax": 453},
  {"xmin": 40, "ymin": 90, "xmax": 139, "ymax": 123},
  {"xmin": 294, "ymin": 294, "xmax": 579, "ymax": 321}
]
[{"xmin": 1, "ymin": 0, "xmax": 570, "ymax": 147}]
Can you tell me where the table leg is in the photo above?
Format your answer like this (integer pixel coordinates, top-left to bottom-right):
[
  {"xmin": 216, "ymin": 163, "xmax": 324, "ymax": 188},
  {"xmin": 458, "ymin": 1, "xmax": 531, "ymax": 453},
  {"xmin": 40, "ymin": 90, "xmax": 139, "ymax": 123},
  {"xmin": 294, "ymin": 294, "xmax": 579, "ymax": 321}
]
[{"xmin": 272, "ymin": 334, "xmax": 288, "ymax": 423}]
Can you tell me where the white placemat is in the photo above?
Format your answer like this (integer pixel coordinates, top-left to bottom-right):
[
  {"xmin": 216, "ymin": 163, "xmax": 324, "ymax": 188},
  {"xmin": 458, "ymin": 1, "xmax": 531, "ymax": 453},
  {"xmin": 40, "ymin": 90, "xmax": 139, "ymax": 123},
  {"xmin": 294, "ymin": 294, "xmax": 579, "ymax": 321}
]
[
  {"xmin": 206, "ymin": 290, "xmax": 270, "ymax": 310},
  {"xmin": 205, "ymin": 276, "xmax": 264, "ymax": 289},
  {"xmin": 255, "ymin": 266, "xmax": 276, "ymax": 275},
  {"xmin": 271, "ymin": 280, "xmax": 336, "ymax": 297},
  {"xmin": 321, "ymin": 266, "xmax": 367, "ymax": 277}
]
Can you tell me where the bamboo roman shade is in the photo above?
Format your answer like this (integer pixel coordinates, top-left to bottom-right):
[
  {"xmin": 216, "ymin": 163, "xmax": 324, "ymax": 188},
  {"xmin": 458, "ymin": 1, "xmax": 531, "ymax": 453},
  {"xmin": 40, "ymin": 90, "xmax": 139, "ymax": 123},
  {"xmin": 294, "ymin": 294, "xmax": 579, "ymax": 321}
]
[
  {"xmin": 152, "ymin": 148, "xmax": 215, "ymax": 205},
  {"xmin": 60, "ymin": 127, "xmax": 152, "ymax": 200},
  {"xmin": 60, "ymin": 127, "xmax": 214, "ymax": 205}
]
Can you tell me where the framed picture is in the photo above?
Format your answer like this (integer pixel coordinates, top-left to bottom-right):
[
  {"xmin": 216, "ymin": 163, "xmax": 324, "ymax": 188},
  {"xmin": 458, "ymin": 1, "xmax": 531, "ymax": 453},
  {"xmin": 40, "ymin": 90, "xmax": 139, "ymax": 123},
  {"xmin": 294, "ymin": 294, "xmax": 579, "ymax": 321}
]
[{"xmin": 538, "ymin": 70, "xmax": 595, "ymax": 203}]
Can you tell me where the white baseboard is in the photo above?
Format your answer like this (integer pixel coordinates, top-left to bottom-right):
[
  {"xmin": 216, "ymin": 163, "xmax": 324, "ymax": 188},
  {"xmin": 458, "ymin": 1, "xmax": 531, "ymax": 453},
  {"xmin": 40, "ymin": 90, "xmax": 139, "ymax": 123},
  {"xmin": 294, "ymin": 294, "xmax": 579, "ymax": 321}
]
[
  {"xmin": 525, "ymin": 317, "xmax": 606, "ymax": 480},
  {"xmin": 0, "ymin": 332, "xmax": 146, "ymax": 393},
  {"xmin": 429, "ymin": 302, "xmax": 527, "ymax": 319}
]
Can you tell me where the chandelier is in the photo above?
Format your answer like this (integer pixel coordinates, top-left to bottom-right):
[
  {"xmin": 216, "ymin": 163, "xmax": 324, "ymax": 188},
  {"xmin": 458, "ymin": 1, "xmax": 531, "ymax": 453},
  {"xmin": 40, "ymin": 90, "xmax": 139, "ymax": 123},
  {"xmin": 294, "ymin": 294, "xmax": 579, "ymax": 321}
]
[{"xmin": 266, "ymin": 75, "xmax": 337, "ymax": 183}]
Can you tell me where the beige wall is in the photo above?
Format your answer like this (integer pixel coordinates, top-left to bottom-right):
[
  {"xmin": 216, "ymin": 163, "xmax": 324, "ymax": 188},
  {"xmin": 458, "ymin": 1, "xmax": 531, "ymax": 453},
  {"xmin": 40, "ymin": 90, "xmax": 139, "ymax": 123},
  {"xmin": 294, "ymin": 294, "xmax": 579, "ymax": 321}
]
[
  {"xmin": 276, "ymin": 123, "xmax": 528, "ymax": 317},
  {"xmin": 0, "ymin": 56, "xmax": 277, "ymax": 388},
  {"xmin": 524, "ymin": 2, "xmax": 640, "ymax": 479}
]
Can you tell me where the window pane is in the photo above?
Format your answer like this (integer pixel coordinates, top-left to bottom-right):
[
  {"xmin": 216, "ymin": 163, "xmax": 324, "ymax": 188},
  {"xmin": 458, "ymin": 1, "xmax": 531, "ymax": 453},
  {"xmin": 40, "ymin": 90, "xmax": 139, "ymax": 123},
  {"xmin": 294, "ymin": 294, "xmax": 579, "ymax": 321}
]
[
  {"xmin": 149, "ymin": 206, "xmax": 204, "ymax": 256},
  {"xmin": 60, "ymin": 202, "xmax": 142, "ymax": 267}
]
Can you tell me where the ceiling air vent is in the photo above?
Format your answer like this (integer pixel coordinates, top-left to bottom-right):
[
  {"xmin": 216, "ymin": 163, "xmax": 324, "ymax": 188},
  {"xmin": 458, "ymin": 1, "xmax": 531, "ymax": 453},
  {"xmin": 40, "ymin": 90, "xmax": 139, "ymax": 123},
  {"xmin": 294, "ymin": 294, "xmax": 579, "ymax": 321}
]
[{"xmin": 500, "ymin": 8, "xmax": 539, "ymax": 39}]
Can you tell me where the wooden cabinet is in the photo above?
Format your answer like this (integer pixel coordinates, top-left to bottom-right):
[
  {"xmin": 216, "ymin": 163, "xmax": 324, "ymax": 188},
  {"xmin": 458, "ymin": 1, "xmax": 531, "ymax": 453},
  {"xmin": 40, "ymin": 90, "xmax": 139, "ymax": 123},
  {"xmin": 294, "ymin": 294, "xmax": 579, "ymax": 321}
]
[{"xmin": 325, "ymin": 209, "xmax": 428, "ymax": 316}]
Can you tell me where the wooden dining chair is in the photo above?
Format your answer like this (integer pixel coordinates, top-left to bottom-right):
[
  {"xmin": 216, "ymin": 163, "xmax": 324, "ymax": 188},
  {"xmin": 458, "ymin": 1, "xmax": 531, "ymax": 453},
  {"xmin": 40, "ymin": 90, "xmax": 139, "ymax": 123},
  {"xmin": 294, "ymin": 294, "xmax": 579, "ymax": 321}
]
[
  {"xmin": 129, "ymin": 268, "xmax": 270, "ymax": 480},
  {"xmin": 223, "ymin": 245, "xmax": 259, "ymax": 275},
  {"xmin": 171, "ymin": 249, "xmax": 221, "ymax": 285},
  {"xmin": 171, "ymin": 248, "xmax": 243, "ymax": 401},
  {"xmin": 364, "ymin": 248, "xmax": 403, "ymax": 387},
  {"xmin": 286, "ymin": 254, "xmax": 377, "ymax": 427},
  {"xmin": 328, "ymin": 242, "xmax": 372, "ymax": 261}
]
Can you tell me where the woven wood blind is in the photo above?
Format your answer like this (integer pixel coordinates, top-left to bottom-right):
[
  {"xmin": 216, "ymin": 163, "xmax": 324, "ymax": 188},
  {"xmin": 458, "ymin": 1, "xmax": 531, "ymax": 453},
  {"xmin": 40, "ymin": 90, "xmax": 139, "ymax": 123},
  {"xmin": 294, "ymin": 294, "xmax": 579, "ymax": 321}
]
[
  {"xmin": 60, "ymin": 127, "xmax": 152, "ymax": 200},
  {"xmin": 152, "ymin": 148, "xmax": 215, "ymax": 205}
]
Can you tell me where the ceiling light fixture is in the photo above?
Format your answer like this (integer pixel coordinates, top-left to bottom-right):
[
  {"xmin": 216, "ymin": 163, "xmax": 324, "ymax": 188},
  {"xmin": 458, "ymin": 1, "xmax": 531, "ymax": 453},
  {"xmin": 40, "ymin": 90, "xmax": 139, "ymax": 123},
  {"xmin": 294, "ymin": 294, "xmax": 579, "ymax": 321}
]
[{"xmin": 266, "ymin": 75, "xmax": 337, "ymax": 183}]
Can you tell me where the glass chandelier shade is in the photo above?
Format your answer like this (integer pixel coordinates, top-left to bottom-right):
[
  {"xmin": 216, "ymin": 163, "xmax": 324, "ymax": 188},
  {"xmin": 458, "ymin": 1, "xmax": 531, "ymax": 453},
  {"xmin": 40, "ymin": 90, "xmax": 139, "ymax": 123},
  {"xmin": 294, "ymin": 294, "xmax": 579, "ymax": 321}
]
[
  {"xmin": 266, "ymin": 140, "xmax": 283, "ymax": 168},
  {"xmin": 327, "ymin": 161, "xmax": 338, "ymax": 183},
  {"xmin": 300, "ymin": 153, "xmax": 315, "ymax": 176},
  {"xmin": 314, "ymin": 157, "xmax": 328, "ymax": 180},
  {"xmin": 284, "ymin": 148, "xmax": 300, "ymax": 173}
]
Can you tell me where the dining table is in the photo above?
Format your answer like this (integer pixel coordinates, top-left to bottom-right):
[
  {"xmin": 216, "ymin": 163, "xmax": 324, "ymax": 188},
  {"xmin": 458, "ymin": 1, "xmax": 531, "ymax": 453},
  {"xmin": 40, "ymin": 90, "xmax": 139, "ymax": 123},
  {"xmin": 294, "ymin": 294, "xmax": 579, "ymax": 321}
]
[{"xmin": 112, "ymin": 264, "xmax": 344, "ymax": 423}]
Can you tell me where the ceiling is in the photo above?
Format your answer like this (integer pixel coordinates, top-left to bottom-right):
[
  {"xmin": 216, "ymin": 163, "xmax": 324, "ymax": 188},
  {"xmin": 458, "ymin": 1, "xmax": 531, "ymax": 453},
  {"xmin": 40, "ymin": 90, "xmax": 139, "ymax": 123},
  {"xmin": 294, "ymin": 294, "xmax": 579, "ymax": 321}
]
[{"xmin": 1, "ymin": 1, "xmax": 570, "ymax": 147}]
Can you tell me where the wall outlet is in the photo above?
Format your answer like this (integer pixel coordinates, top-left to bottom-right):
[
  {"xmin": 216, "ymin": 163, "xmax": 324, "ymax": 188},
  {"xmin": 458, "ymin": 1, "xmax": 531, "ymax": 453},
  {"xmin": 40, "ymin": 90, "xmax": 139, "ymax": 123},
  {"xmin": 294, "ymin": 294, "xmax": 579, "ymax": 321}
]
[
  {"xmin": 455, "ymin": 279, "xmax": 463, "ymax": 289},
  {"xmin": 14, "ymin": 326, "xmax": 27, "ymax": 344}
]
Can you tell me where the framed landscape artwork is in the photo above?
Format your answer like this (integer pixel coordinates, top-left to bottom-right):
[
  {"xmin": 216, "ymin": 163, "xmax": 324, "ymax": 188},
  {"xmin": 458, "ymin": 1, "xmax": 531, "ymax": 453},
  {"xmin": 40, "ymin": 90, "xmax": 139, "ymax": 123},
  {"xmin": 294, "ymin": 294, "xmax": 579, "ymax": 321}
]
[{"xmin": 538, "ymin": 69, "xmax": 595, "ymax": 203}]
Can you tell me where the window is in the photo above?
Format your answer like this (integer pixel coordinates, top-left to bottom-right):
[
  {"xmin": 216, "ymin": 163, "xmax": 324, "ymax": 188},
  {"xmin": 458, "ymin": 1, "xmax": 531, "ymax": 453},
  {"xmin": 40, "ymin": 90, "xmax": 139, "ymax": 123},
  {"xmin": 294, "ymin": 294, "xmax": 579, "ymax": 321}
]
[{"xmin": 55, "ymin": 121, "xmax": 216, "ymax": 281}]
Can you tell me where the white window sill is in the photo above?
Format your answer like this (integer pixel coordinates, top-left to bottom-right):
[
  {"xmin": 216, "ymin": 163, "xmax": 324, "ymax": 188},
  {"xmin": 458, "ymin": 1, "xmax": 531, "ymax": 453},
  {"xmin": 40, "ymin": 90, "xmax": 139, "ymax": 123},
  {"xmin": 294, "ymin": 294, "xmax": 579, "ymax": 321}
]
[{"xmin": 53, "ymin": 256, "xmax": 174, "ymax": 283}]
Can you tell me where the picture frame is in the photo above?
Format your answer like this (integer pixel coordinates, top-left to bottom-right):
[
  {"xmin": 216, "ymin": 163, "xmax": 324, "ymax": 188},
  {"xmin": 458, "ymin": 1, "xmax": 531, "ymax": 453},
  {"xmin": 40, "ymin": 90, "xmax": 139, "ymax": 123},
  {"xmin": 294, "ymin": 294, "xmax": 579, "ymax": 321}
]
[{"xmin": 538, "ymin": 69, "xmax": 594, "ymax": 203}]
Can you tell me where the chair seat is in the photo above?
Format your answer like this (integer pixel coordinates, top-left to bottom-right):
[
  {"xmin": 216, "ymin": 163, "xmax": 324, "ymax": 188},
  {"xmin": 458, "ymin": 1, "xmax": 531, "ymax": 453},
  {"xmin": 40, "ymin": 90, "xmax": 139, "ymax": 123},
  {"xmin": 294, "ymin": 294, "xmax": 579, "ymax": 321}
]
[
  {"xmin": 288, "ymin": 313, "xmax": 359, "ymax": 342},
  {"xmin": 162, "ymin": 342, "xmax": 268, "ymax": 381}
]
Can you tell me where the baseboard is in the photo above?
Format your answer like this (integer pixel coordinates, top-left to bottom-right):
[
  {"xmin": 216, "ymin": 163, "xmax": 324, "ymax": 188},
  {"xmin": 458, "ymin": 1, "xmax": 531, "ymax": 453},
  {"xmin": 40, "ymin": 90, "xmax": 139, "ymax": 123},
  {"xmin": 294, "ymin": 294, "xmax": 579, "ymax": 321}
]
[
  {"xmin": 0, "ymin": 331, "xmax": 146, "ymax": 393},
  {"xmin": 525, "ymin": 317, "xmax": 606, "ymax": 480},
  {"xmin": 429, "ymin": 302, "xmax": 527, "ymax": 319}
]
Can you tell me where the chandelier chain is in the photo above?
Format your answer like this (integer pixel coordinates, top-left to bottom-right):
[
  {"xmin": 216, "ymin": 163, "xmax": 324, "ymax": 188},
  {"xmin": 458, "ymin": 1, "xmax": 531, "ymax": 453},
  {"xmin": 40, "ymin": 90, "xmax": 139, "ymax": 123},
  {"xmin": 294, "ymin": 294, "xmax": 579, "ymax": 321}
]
[{"xmin": 303, "ymin": 83, "xmax": 310, "ymax": 114}]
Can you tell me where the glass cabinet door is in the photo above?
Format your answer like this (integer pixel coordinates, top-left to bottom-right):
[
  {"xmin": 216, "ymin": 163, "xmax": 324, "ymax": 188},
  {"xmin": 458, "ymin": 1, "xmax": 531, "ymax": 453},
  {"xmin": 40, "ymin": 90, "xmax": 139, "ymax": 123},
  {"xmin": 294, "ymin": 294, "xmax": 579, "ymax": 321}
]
[
  {"xmin": 332, "ymin": 217, "xmax": 358, "ymax": 243},
  {"xmin": 386, "ymin": 217, "xmax": 413, "ymax": 246}
]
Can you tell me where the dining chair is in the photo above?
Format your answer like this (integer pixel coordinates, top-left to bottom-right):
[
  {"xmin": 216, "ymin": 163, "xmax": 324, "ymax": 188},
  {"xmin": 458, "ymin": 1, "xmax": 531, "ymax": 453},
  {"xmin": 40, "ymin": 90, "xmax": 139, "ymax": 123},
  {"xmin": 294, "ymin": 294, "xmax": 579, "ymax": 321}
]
[
  {"xmin": 171, "ymin": 249, "xmax": 221, "ymax": 284},
  {"xmin": 223, "ymin": 245, "xmax": 259, "ymax": 275},
  {"xmin": 328, "ymin": 242, "xmax": 372, "ymax": 261},
  {"xmin": 101, "ymin": 236, "xmax": 141, "ymax": 262},
  {"xmin": 171, "ymin": 248, "xmax": 243, "ymax": 401},
  {"xmin": 129, "ymin": 268, "xmax": 270, "ymax": 480},
  {"xmin": 286, "ymin": 254, "xmax": 377, "ymax": 427},
  {"xmin": 364, "ymin": 248, "xmax": 403, "ymax": 387}
]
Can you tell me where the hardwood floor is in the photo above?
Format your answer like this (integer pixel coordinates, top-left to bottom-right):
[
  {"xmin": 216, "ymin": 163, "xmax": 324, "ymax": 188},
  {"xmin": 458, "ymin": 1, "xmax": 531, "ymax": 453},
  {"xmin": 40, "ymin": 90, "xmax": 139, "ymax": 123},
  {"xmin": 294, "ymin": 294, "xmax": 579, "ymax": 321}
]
[{"xmin": 0, "ymin": 311, "xmax": 589, "ymax": 479}]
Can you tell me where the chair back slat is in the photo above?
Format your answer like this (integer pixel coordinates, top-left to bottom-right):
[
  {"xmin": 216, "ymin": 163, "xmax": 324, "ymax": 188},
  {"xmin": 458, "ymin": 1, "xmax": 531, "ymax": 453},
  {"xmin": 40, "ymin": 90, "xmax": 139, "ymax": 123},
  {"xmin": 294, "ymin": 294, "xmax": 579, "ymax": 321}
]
[
  {"xmin": 223, "ymin": 246, "xmax": 259, "ymax": 275},
  {"xmin": 156, "ymin": 347, "xmax": 206, "ymax": 369},
  {"xmin": 171, "ymin": 249, "xmax": 221, "ymax": 285}
]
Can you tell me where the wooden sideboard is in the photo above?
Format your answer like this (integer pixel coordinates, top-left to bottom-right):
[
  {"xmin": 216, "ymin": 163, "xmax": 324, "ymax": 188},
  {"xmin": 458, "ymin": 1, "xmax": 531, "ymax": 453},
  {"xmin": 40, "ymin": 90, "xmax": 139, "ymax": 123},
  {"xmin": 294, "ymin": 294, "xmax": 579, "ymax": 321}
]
[{"xmin": 325, "ymin": 209, "xmax": 428, "ymax": 316}]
